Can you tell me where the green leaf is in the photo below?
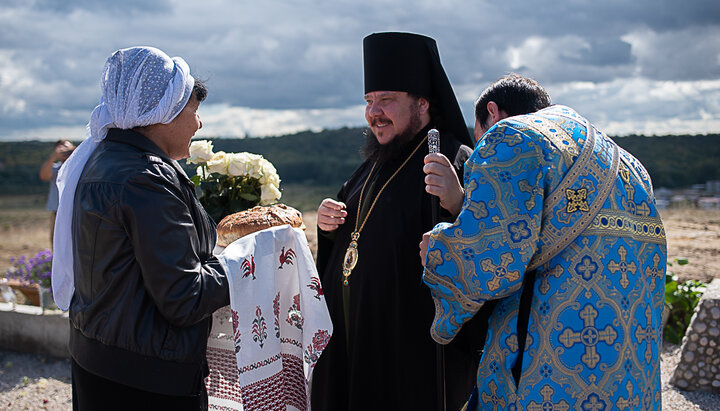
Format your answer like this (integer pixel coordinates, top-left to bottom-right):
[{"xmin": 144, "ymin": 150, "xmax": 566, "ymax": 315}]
[
  {"xmin": 663, "ymin": 271, "xmax": 707, "ymax": 343},
  {"xmin": 240, "ymin": 193, "xmax": 259, "ymax": 201}
]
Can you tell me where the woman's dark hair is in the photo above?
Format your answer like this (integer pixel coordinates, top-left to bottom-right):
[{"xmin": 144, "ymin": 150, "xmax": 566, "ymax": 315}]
[
  {"xmin": 193, "ymin": 79, "xmax": 208, "ymax": 103},
  {"xmin": 474, "ymin": 73, "xmax": 551, "ymax": 126}
]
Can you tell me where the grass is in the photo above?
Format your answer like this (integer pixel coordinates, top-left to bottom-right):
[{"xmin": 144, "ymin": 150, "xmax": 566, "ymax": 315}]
[
  {"xmin": 0, "ymin": 186, "xmax": 330, "ymax": 283},
  {"xmin": 278, "ymin": 184, "xmax": 337, "ymax": 212}
]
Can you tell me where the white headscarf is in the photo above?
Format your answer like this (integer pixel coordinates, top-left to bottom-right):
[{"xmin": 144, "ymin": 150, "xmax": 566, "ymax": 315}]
[{"xmin": 52, "ymin": 46, "xmax": 195, "ymax": 310}]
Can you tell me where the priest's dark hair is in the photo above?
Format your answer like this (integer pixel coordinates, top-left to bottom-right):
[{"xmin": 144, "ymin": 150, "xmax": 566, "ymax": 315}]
[{"xmin": 474, "ymin": 73, "xmax": 551, "ymax": 126}]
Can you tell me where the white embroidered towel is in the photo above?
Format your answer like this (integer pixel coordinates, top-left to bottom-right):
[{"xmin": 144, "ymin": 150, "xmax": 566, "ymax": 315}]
[{"xmin": 210, "ymin": 225, "xmax": 332, "ymax": 411}]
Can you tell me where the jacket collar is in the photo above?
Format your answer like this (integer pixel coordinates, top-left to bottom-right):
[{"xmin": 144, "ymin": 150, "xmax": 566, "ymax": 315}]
[{"xmin": 105, "ymin": 128, "xmax": 193, "ymax": 184}]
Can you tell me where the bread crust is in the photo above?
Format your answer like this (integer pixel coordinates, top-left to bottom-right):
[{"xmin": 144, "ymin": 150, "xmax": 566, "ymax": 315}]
[{"xmin": 216, "ymin": 204, "xmax": 304, "ymax": 246}]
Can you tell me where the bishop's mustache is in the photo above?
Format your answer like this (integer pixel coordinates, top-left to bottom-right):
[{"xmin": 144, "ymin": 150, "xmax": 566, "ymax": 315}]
[{"xmin": 370, "ymin": 117, "xmax": 392, "ymax": 127}]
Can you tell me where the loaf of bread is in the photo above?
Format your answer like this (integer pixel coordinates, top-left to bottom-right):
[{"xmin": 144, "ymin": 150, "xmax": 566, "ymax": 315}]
[{"xmin": 216, "ymin": 204, "xmax": 305, "ymax": 247}]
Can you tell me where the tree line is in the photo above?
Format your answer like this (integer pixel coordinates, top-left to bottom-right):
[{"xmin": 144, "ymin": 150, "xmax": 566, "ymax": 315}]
[{"xmin": 1, "ymin": 128, "xmax": 718, "ymax": 195}]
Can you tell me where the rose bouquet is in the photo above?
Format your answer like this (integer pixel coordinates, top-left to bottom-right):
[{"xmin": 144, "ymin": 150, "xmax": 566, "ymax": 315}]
[{"xmin": 187, "ymin": 140, "xmax": 282, "ymax": 222}]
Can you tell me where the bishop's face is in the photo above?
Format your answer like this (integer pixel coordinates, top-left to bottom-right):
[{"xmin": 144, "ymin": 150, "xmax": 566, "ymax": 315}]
[{"xmin": 364, "ymin": 91, "xmax": 426, "ymax": 145}]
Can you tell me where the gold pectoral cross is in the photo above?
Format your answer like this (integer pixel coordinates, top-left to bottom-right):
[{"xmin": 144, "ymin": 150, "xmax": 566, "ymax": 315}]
[{"xmin": 342, "ymin": 232, "xmax": 360, "ymax": 286}]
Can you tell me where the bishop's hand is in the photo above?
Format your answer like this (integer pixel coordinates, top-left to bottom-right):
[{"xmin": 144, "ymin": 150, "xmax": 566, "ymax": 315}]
[
  {"xmin": 423, "ymin": 153, "xmax": 464, "ymax": 216},
  {"xmin": 317, "ymin": 198, "xmax": 347, "ymax": 232}
]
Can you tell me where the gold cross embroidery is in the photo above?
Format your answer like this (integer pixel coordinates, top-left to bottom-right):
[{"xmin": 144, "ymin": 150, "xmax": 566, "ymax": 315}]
[
  {"xmin": 566, "ymin": 188, "xmax": 590, "ymax": 213},
  {"xmin": 505, "ymin": 334, "xmax": 518, "ymax": 353},
  {"xmin": 464, "ymin": 181, "xmax": 488, "ymax": 219},
  {"xmin": 617, "ymin": 381, "xmax": 640, "ymax": 410},
  {"xmin": 518, "ymin": 176, "xmax": 542, "ymax": 210},
  {"xmin": 581, "ymin": 393, "xmax": 607, "ymax": 411},
  {"xmin": 559, "ymin": 304, "xmax": 618, "ymax": 368},
  {"xmin": 527, "ymin": 385, "xmax": 570, "ymax": 411},
  {"xmin": 426, "ymin": 249, "xmax": 443, "ymax": 269},
  {"xmin": 478, "ymin": 131, "xmax": 505, "ymax": 159},
  {"xmin": 607, "ymin": 246, "xmax": 637, "ymax": 289},
  {"xmin": 634, "ymin": 201, "xmax": 651, "ymax": 216},
  {"xmin": 539, "ymin": 265, "xmax": 563, "ymax": 294},
  {"xmin": 481, "ymin": 253, "xmax": 520, "ymax": 291},
  {"xmin": 634, "ymin": 305, "xmax": 658, "ymax": 364},
  {"xmin": 619, "ymin": 163, "xmax": 631, "ymax": 184},
  {"xmin": 480, "ymin": 380, "xmax": 507, "ymax": 410},
  {"xmin": 644, "ymin": 253, "xmax": 663, "ymax": 291},
  {"xmin": 576, "ymin": 256, "xmax": 598, "ymax": 280}
]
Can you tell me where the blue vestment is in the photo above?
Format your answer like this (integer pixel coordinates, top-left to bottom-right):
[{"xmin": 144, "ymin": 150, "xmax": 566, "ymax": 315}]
[{"xmin": 423, "ymin": 105, "xmax": 666, "ymax": 410}]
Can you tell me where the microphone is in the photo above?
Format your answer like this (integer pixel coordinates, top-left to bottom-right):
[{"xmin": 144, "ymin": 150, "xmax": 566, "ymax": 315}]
[{"xmin": 428, "ymin": 128, "xmax": 440, "ymax": 154}]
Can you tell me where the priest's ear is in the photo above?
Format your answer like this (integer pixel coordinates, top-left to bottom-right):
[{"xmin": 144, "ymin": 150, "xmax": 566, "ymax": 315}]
[
  {"xmin": 486, "ymin": 101, "xmax": 509, "ymax": 127},
  {"xmin": 417, "ymin": 96, "xmax": 430, "ymax": 115}
]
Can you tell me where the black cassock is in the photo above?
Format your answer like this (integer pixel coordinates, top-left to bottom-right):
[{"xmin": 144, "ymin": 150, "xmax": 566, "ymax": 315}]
[{"xmin": 311, "ymin": 129, "xmax": 481, "ymax": 411}]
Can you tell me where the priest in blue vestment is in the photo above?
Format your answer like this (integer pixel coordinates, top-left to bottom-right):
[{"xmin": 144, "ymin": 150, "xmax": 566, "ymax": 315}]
[{"xmin": 421, "ymin": 98, "xmax": 667, "ymax": 410}]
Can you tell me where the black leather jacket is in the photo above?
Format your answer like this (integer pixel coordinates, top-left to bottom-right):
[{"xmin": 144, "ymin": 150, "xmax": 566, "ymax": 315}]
[{"xmin": 69, "ymin": 128, "xmax": 230, "ymax": 396}]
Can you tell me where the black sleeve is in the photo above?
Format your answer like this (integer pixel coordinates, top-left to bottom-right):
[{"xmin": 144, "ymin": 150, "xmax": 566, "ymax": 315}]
[
  {"xmin": 316, "ymin": 181, "xmax": 349, "ymax": 280},
  {"xmin": 439, "ymin": 143, "xmax": 474, "ymax": 222}
]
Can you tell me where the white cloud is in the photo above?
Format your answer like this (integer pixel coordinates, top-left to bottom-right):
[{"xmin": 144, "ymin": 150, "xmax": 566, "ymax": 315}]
[
  {"xmin": 545, "ymin": 78, "xmax": 720, "ymax": 136},
  {"xmin": 623, "ymin": 26, "xmax": 720, "ymax": 80},
  {"xmin": 0, "ymin": 0, "xmax": 719, "ymax": 140},
  {"xmin": 196, "ymin": 103, "xmax": 366, "ymax": 138}
]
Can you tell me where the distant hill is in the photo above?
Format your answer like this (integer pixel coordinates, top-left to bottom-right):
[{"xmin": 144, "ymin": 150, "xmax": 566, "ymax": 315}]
[
  {"xmin": 1, "ymin": 128, "xmax": 718, "ymax": 194},
  {"xmin": 610, "ymin": 134, "xmax": 720, "ymax": 189}
]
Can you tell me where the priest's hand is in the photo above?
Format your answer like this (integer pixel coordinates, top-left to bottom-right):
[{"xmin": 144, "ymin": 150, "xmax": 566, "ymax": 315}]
[
  {"xmin": 317, "ymin": 198, "xmax": 347, "ymax": 232},
  {"xmin": 419, "ymin": 231, "xmax": 431, "ymax": 267},
  {"xmin": 423, "ymin": 153, "xmax": 464, "ymax": 216}
]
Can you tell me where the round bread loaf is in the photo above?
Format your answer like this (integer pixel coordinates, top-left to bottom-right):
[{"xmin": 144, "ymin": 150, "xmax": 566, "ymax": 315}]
[{"xmin": 216, "ymin": 204, "xmax": 305, "ymax": 247}]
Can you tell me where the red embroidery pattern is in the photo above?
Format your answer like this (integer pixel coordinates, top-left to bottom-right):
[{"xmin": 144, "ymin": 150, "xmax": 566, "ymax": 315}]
[
  {"xmin": 272, "ymin": 292, "xmax": 280, "ymax": 338},
  {"xmin": 280, "ymin": 337, "xmax": 303, "ymax": 349},
  {"xmin": 240, "ymin": 354, "xmax": 307, "ymax": 410},
  {"xmin": 238, "ymin": 353, "xmax": 282, "ymax": 374},
  {"xmin": 251, "ymin": 306, "xmax": 267, "ymax": 348},
  {"xmin": 231, "ymin": 309, "xmax": 242, "ymax": 353},
  {"xmin": 205, "ymin": 347, "xmax": 243, "ymax": 407},
  {"xmin": 278, "ymin": 247, "xmax": 296, "ymax": 269},
  {"xmin": 241, "ymin": 256, "xmax": 256, "ymax": 280},
  {"xmin": 286, "ymin": 294, "xmax": 303, "ymax": 329},
  {"xmin": 304, "ymin": 329, "xmax": 331, "ymax": 367},
  {"xmin": 307, "ymin": 276, "xmax": 324, "ymax": 300}
]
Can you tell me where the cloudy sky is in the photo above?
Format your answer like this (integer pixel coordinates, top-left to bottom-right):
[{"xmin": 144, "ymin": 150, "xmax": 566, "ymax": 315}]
[{"xmin": 1, "ymin": 0, "xmax": 719, "ymax": 141}]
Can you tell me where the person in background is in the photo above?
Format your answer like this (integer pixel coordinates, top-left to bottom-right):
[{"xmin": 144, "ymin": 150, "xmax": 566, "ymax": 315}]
[
  {"xmin": 420, "ymin": 74, "xmax": 667, "ymax": 409},
  {"xmin": 312, "ymin": 32, "xmax": 478, "ymax": 410},
  {"xmin": 39, "ymin": 139, "xmax": 75, "ymax": 245},
  {"xmin": 52, "ymin": 46, "xmax": 230, "ymax": 410}
]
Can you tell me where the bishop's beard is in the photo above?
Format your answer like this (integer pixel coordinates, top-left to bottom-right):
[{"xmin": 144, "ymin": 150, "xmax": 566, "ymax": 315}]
[{"xmin": 361, "ymin": 111, "xmax": 423, "ymax": 164}]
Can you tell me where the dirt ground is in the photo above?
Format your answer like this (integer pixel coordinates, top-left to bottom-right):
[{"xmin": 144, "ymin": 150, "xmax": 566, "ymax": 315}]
[
  {"xmin": 0, "ymin": 204, "xmax": 718, "ymax": 285},
  {"xmin": 660, "ymin": 209, "xmax": 720, "ymax": 284}
]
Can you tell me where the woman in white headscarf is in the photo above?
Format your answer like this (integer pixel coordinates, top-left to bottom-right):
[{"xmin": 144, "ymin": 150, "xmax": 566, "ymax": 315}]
[{"xmin": 53, "ymin": 46, "xmax": 229, "ymax": 410}]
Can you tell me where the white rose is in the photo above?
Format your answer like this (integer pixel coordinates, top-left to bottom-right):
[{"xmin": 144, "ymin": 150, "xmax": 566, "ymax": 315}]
[
  {"xmin": 258, "ymin": 160, "xmax": 280, "ymax": 185},
  {"xmin": 260, "ymin": 183, "xmax": 282, "ymax": 204},
  {"xmin": 227, "ymin": 153, "xmax": 251, "ymax": 176},
  {"xmin": 195, "ymin": 166, "xmax": 209, "ymax": 179},
  {"xmin": 247, "ymin": 154, "xmax": 264, "ymax": 179},
  {"xmin": 188, "ymin": 140, "xmax": 214, "ymax": 164},
  {"xmin": 261, "ymin": 172, "xmax": 280, "ymax": 187},
  {"xmin": 207, "ymin": 151, "xmax": 229, "ymax": 175}
]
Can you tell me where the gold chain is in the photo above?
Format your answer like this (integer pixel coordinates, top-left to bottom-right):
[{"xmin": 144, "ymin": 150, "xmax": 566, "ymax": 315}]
[{"xmin": 342, "ymin": 135, "xmax": 428, "ymax": 286}]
